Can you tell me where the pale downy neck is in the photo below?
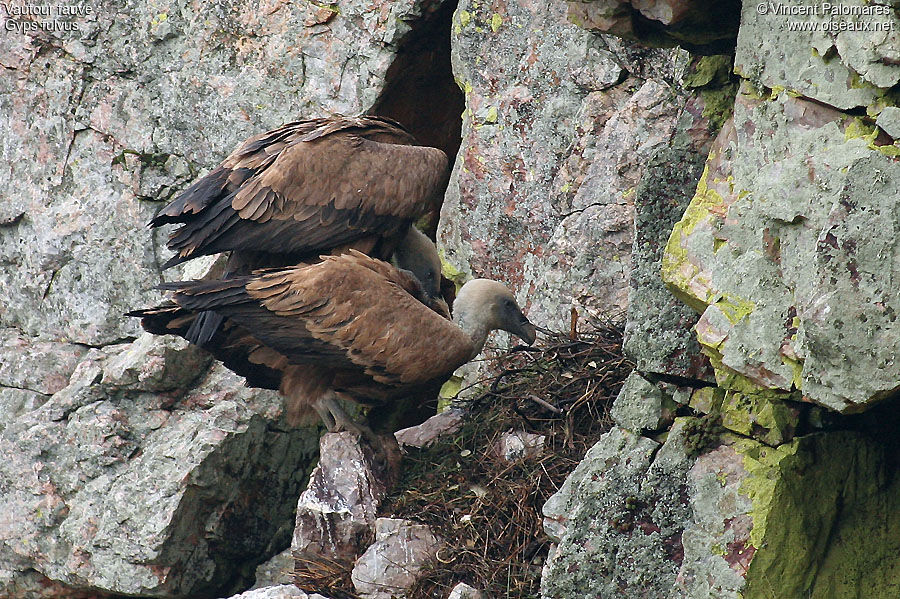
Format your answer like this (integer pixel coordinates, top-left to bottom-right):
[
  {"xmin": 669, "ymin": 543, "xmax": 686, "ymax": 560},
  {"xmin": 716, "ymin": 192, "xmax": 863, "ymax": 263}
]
[
  {"xmin": 452, "ymin": 305, "xmax": 491, "ymax": 358},
  {"xmin": 452, "ymin": 279, "xmax": 498, "ymax": 358}
]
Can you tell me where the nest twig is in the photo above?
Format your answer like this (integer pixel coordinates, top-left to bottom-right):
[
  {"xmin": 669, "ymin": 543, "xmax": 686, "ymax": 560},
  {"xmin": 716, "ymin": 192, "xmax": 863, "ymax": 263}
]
[{"xmin": 293, "ymin": 553, "xmax": 358, "ymax": 599}]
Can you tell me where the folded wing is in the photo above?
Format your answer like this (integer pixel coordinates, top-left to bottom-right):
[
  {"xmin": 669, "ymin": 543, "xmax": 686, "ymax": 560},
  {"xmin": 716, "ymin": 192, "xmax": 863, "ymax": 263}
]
[{"xmin": 153, "ymin": 116, "xmax": 449, "ymax": 268}]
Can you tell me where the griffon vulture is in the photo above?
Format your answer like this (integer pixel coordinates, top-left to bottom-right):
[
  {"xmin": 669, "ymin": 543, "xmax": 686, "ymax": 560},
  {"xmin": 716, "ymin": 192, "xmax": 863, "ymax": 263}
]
[
  {"xmin": 151, "ymin": 115, "xmax": 449, "ymax": 274},
  {"xmin": 128, "ymin": 252, "xmax": 536, "ymax": 437}
]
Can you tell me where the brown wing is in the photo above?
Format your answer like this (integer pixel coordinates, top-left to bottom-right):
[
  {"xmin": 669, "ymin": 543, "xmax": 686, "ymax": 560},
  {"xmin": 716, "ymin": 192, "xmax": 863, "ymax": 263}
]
[
  {"xmin": 152, "ymin": 116, "xmax": 449, "ymax": 268},
  {"xmin": 245, "ymin": 253, "xmax": 472, "ymax": 386},
  {"xmin": 157, "ymin": 253, "xmax": 472, "ymax": 387}
]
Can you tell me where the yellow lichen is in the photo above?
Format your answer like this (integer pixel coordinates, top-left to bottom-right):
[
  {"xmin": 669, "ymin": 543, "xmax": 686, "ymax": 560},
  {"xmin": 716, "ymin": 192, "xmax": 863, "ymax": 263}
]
[{"xmin": 490, "ymin": 12, "xmax": 502, "ymax": 32}]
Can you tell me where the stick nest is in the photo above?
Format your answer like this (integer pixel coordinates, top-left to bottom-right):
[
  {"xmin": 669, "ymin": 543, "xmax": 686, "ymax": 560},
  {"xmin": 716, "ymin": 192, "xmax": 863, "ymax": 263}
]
[{"xmin": 392, "ymin": 318, "xmax": 632, "ymax": 598}]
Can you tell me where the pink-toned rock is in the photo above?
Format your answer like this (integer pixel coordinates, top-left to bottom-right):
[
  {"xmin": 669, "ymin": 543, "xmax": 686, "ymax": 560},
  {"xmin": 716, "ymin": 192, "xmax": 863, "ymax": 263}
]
[
  {"xmin": 292, "ymin": 432, "xmax": 388, "ymax": 562},
  {"xmin": 395, "ymin": 409, "xmax": 465, "ymax": 449}
]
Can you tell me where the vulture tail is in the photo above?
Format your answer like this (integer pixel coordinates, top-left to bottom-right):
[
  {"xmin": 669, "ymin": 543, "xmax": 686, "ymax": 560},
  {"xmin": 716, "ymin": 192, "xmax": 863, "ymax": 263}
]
[
  {"xmin": 158, "ymin": 277, "xmax": 253, "ymax": 312},
  {"xmin": 125, "ymin": 304, "xmax": 188, "ymax": 336},
  {"xmin": 150, "ymin": 166, "xmax": 231, "ymax": 227},
  {"xmin": 184, "ymin": 310, "xmax": 225, "ymax": 347}
]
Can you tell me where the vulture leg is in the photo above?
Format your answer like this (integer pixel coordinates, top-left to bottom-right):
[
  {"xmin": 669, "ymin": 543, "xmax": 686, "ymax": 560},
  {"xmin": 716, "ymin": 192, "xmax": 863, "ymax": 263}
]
[
  {"xmin": 314, "ymin": 391, "xmax": 402, "ymax": 485},
  {"xmin": 313, "ymin": 391, "xmax": 371, "ymax": 436}
]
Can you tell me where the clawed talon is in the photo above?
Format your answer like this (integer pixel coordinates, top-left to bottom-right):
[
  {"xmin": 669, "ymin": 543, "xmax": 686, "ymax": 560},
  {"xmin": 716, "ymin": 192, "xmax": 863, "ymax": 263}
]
[{"xmin": 314, "ymin": 393, "xmax": 402, "ymax": 484}]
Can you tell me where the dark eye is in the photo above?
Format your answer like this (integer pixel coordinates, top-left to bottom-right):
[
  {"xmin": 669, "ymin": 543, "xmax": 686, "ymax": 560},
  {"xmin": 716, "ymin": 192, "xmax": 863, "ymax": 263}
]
[{"xmin": 504, "ymin": 298, "xmax": 514, "ymax": 308}]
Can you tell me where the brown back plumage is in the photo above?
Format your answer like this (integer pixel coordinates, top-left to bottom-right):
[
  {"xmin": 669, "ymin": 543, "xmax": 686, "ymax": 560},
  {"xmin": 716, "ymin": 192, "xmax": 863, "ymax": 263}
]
[
  {"xmin": 132, "ymin": 253, "xmax": 472, "ymax": 396},
  {"xmin": 151, "ymin": 116, "xmax": 449, "ymax": 269}
]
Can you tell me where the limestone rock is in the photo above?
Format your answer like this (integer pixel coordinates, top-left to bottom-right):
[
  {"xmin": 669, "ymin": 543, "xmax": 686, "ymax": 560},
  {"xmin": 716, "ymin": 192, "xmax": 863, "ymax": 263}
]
[
  {"xmin": 101, "ymin": 331, "xmax": 211, "ymax": 392},
  {"xmin": 395, "ymin": 409, "xmax": 465, "ymax": 449},
  {"xmin": 541, "ymin": 422, "xmax": 694, "ymax": 598},
  {"xmin": 440, "ymin": 0, "xmax": 710, "ymax": 338},
  {"xmin": 448, "ymin": 582, "xmax": 487, "ymax": 599},
  {"xmin": 351, "ymin": 518, "xmax": 444, "ymax": 599},
  {"xmin": 663, "ymin": 92, "xmax": 900, "ymax": 413},
  {"xmin": 226, "ymin": 584, "xmax": 319, "ymax": 599},
  {"xmin": 610, "ymin": 371, "xmax": 675, "ymax": 433},
  {"xmin": 0, "ymin": 355, "xmax": 316, "ymax": 597},
  {"xmin": 734, "ymin": 0, "xmax": 900, "ymax": 109},
  {"xmin": 0, "ymin": 328, "xmax": 88, "ymax": 433},
  {"xmin": 876, "ymin": 106, "xmax": 900, "ymax": 139},
  {"xmin": 623, "ymin": 142, "xmax": 714, "ymax": 381},
  {"xmin": 291, "ymin": 432, "xmax": 388, "ymax": 562}
]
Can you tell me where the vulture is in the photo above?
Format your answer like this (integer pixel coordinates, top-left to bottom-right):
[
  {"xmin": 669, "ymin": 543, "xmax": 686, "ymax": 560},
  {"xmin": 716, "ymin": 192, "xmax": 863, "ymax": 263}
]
[
  {"xmin": 149, "ymin": 115, "xmax": 450, "ymax": 344},
  {"xmin": 128, "ymin": 251, "xmax": 536, "ymax": 439},
  {"xmin": 151, "ymin": 115, "xmax": 449, "ymax": 274}
]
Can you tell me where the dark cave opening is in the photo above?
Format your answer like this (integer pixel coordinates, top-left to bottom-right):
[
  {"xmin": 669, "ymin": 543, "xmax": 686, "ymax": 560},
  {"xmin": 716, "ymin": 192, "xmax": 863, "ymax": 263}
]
[
  {"xmin": 368, "ymin": 0, "xmax": 463, "ymax": 163},
  {"xmin": 368, "ymin": 0, "xmax": 464, "ymax": 240}
]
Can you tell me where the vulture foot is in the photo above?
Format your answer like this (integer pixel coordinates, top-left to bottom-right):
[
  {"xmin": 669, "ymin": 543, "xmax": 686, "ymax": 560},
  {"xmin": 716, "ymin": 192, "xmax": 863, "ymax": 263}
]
[{"xmin": 314, "ymin": 393, "xmax": 402, "ymax": 486}]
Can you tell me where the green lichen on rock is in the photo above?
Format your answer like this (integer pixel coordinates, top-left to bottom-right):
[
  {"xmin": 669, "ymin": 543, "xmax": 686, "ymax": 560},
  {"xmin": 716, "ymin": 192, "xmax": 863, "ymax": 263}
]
[
  {"xmin": 661, "ymin": 162, "xmax": 723, "ymax": 314},
  {"xmin": 711, "ymin": 292, "xmax": 755, "ymax": 325},
  {"xmin": 682, "ymin": 55, "xmax": 739, "ymax": 131},
  {"xmin": 688, "ymin": 386, "xmax": 726, "ymax": 414},
  {"xmin": 489, "ymin": 12, "xmax": 502, "ymax": 32},
  {"xmin": 683, "ymin": 55, "xmax": 733, "ymax": 89},
  {"xmin": 680, "ymin": 413, "xmax": 724, "ymax": 458},
  {"xmin": 437, "ymin": 375, "xmax": 462, "ymax": 410},
  {"xmin": 438, "ymin": 249, "xmax": 469, "ymax": 292},
  {"xmin": 699, "ymin": 86, "xmax": 738, "ymax": 131},
  {"xmin": 845, "ymin": 117, "xmax": 900, "ymax": 157},
  {"xmin": 661, "ymin": 88, "xmax": 900, "ymax": 412},
  {"xmin": 719, "ymin": 391, "xmax": 797, "ymax": 447},
  {"xmin": 685, "ymin": 347, "xmax": 798, "ymax": 446},
  {"xmin": 625, "ymin": 143, "xmax": 713, "ymax": 381},
  {"xmin": 734, "ymin": 432, "xmax": 900, "ymax": 599}
]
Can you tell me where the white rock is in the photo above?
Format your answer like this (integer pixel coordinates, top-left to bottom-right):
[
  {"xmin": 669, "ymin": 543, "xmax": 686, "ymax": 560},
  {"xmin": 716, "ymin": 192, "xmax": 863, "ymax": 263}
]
[
  {"xmin": 351, "ymin": 518, "xmax": 444, "ymax": 599},
  {"xmin": 493, "ymin": 430, "xmax": 545, "ymax": 462},
  {"xmin": 448, "ymin": 581, "xmax": 487, "ymax": 599},
  {"xmin": 226, "ymin": 584, "xmax": 312, "ymax": 598}
]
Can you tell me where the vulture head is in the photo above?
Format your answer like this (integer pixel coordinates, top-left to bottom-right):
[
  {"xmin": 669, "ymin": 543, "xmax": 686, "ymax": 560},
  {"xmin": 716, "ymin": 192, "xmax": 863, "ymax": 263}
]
[
  {"xmin": 452, "ymin": 279, "xmax": 537, "ymax": 357},
  {"xmin": 393, "ymin": 226, "xmax": 442, "ymax": 301}
]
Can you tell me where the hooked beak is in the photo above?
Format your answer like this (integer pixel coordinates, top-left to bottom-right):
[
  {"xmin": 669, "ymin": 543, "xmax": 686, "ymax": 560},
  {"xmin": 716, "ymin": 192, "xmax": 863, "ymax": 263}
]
[{"xmin": 511, "ymin": 317, "xmax": 537, "ymax": 345}]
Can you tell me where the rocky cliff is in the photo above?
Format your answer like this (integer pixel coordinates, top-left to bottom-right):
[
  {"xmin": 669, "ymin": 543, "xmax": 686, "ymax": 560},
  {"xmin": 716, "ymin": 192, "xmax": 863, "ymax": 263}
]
[{"xmin": 1, "ymin": 0, "xmax": 899, "ymax": 597}]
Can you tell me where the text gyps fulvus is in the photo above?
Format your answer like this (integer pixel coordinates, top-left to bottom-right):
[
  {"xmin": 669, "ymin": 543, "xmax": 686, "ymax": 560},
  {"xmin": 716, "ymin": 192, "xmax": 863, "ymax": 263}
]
[{"xmin": 128, "ymin": 252, "xmax": 536, "ymax": 439}]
